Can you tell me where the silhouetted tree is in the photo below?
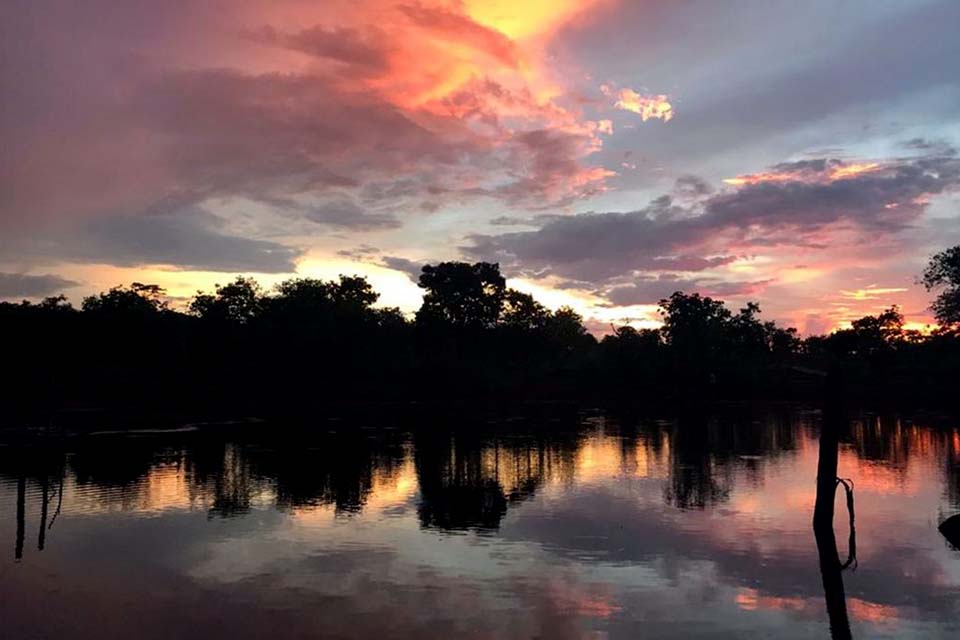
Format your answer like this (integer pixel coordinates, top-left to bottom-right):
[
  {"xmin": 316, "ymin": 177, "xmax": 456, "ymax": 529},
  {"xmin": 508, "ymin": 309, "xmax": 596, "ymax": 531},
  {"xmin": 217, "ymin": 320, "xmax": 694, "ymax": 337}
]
[
  {"xmin": 3, "ymin": 249, "xmax": 960, "ymax": 418},
  {"xmin": 659, "ymin": 292, "xmax": 732, "ymax": 352},
  {"xmin": 545, "ymin": 306, "xmax": 592, "ymax": 350},
  {"xmin": 416, "ymin": 261, "xmax": 505, "ymax": 328},
  {"xmin": 82, "ymin": 282, "xmax": 168, "ymax": 317},
  {"xmin": 190, "ymin": 276, "xmax": 263, "ymax": 324},
  {"xmin": 817, "ymin": 306, "xmax": 905, "ymax": 358},
  {"xmin": 922, "ymin": 245, "xmax": 960, "ymax": 328},
  {"xmin": 500, "ymin": 289, "xmax": 550, "ymax": 331}
]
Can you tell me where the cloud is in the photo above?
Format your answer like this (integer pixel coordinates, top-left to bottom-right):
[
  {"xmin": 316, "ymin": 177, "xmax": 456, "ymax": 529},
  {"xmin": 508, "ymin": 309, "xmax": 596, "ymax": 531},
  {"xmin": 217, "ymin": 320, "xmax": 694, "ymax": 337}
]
[
  {"xmin": 304, "ymin": 199, "xmax": 401, "ymax": 230},
  {"xmin": 249, "ymin": 25, "xmax": 391, "ymax": 74},
  {"xmin": 396, "ymin": 3, "xmax": 520, "ymax": 68},
  {"xmin": 601, "ymin": 276, "xmax": 773, "ymax": 306},
  {"xmin": 0, "ymin": 0, "xmax": 617, "ymax": 241},
  {"xmin": 673, "ymin": 175, "xmax": 713, "ymax": 198},
  {"xmin": 380, "ymin": 256, "xmax": 424, "ymax": 282},
  {"xmin": 336, "ymin": 245, "xmax": 381, "ymax": 260},
  {"xmin": 602, "ymin": 85, "xmax": 673, "ymax": 122},
  {"xmin": 837, "ymin": 286, "xmax": 908, "ymax": 301},
  {"xmin": 464, "ymin": 206, "xmax": 731, "ymax": 283},
  {"xmin": 5, "ymin": 207, "xmax": 301, "ymax": 273},
  {"xmin": 0, "ymin": 273, "xmax": 79, "ymax": 299},
  {"xmin": 465, "ymin": 153, "xmax": 960, "ymax": 289}
]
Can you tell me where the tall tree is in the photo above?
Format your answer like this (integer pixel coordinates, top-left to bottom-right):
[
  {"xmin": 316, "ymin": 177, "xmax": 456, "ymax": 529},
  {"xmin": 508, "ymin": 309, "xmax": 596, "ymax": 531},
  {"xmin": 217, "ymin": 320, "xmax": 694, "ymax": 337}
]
[
  {"xmin": 82, "ymin": 282, "xmax": 167, "ymax": 317},
  {"xmin": 922, "ymin": 246, "xmax": 960, "ymax": 327},
  {"xmin": 190, "ymin": 276, "xmax": 263, "ymax": 324},
  {"xmin": 416, "ymin": 262, "xmax": 506, "ymax": 329}
]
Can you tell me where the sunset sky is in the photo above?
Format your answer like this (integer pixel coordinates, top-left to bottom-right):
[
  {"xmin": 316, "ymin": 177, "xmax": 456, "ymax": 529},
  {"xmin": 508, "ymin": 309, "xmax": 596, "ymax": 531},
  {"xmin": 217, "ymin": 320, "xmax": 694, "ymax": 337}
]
[{"xmin": 2, "ymin": 0, "xmax": 959, "ymax": 333}]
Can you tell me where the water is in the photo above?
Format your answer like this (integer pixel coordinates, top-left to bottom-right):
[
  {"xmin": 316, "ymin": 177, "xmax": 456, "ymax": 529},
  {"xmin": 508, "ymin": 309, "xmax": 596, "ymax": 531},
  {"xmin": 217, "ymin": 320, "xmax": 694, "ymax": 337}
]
[{"xmin": 2, "ymin": 410, "xmax": 959, "ymax": 639}]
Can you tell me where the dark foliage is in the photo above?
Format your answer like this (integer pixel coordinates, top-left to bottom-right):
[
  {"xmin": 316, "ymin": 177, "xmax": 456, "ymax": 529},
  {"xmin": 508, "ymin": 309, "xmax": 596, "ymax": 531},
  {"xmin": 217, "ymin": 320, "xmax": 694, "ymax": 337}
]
[
  {"xmin": 2, "ymin": 249, "xmax": 960, "ymax": 422},
  {"xmin": 922, "ymin": 246, "xmax": 960, "ymax": 328}
]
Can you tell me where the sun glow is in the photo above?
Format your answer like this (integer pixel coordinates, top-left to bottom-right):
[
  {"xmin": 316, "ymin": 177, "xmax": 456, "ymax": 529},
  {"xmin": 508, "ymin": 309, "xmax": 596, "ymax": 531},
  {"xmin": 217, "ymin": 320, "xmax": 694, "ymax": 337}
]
[{"xmin": 463, "ymin": 0, "xmax": 602, "ymax": 41}]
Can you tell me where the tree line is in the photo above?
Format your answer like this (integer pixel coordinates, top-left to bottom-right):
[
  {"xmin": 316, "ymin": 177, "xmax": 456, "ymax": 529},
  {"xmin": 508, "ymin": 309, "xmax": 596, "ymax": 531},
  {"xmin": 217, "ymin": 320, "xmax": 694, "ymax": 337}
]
[{"xmin": 1, "ymin": 247, "xmax": 958, "ymax": 420}]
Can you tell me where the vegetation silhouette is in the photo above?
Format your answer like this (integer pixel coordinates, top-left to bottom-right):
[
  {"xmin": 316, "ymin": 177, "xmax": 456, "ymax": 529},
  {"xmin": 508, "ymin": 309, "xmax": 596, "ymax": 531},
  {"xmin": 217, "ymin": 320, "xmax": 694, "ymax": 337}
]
[
  {"xmin": 813, "ymin": 394, "xmax": 857, "ymax": 640},
  {"xmin": 4, "ymin": 448, "xmax": 66, "ymax": 561},
  {"xmin": 1, "ymin": 247, "xmax": 959, "ymax": 422},
  {"xmin": 4, "ymin": 407, "xmax": 945, "ymax": 554}
]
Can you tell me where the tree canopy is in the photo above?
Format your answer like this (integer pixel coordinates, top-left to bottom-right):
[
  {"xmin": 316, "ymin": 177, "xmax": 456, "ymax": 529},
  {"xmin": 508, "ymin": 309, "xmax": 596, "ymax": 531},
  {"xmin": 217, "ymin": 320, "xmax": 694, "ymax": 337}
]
[
  {"xmin": 923, "ymin": 246, "xmax": 960, "ymax": 328},
  {"xmin": 2, "ymin": 250, "xmax": 959, "ymax": 414}
]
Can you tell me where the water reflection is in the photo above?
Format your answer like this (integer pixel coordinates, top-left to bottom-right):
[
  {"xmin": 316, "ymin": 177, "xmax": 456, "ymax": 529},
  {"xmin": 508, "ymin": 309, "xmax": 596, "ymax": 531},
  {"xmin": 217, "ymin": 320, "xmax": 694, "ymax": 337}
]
[
  {"xmin": 813, "ymin": 400, "xmax": 857, "ymax": 640},
  {"xmin": 2, "ymin": 410, "xmax": 960, "ymax": 638}
]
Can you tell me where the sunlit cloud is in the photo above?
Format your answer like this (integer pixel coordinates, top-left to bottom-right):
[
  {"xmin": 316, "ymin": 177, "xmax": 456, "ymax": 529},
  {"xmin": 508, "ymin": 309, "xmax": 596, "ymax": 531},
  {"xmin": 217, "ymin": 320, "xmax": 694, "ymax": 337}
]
[
  {"xmin": 723, "ymin": 160, "xmax": 883, "ymax": 186},
  {"xmin": 838, "ymin": 285, "xmax": 909, "ymax": 301},
  {"xmin": 4, "ymin": 1, "xmax": 959, "ymax": 333},
  {"xmin": 602, "ymin": 85, "xmax": 674, "ymax": 122}
]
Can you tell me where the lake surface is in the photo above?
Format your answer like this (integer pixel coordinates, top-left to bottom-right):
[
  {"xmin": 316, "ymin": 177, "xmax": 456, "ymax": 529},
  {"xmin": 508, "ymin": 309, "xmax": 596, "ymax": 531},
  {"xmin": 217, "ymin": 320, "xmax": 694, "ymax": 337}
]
[{"xmin": 2, "ymin": 409, "xmax": 960, "ymax": 639}]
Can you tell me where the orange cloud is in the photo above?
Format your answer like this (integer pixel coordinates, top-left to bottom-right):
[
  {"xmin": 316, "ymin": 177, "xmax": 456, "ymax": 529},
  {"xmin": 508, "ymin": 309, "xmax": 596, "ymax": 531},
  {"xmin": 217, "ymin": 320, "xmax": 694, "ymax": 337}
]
[
  {"xmin": 829, "ymin": 162, "xmax": 880, "ymax": 181},
  {"xmin": 603, "ymin": 85, "xmax": 675, "ymax": 121},
  {"xmin": 837, "ymin": 285, "xmax": 908, "ymax": 301},
  {"xmin": 723, "ymin": 160, "xmax": 883, "ymax": 186},
  {"xmin": 463, "ymin": 0, "xmax": 604, "ymax": 41}
]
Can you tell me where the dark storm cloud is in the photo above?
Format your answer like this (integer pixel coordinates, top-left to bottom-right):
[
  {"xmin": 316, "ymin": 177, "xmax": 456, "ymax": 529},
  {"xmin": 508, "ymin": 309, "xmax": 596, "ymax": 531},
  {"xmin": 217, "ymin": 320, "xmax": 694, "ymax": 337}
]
[
  {"xmin": 464, "ymin": 153, "xmax": 960, "ymax": 287},
  {"xmin": 0, "ymin": 273, "xmax": 79, "ymax": 299}
]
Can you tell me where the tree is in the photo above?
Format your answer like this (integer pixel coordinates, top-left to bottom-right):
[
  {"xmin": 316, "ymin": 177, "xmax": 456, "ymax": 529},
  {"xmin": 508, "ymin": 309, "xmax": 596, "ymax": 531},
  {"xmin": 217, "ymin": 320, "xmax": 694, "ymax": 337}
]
[
  {"xmin": 190, "ymin": 276, "xmax": 262, "ymax": 324},
  {"xmin": 330, "ymin": 275, "xmax": 379, "ymax": 309},
  {"xmin": 766, "ymin": 324, "xmax": 800, "ymax": 356},
  {"xmin": 38, "ymin": 295, "xmax": 74, "ymax": 312},
  {"xmin": 82, "ymin": 282, "xmax": 168, "ymax": 317},
  {"xmin": 272, "ymin": 278, "xmax": 333, "ymax": 315},
  {"xmin": 922, "ymin": 246, "xmax": 960, "ymax": 327},
  {"xmin": 850, "ymin": 306, "xmax": 904, "ymax": 344},
  {"xmin": 819, "ymin": 306, "xmax": 905, "ymax": 357},
  {"xmin": 500, "ymin": 289, "xmax": 550, "ymax": 331},
  {"xmin": 658, "ymin": 292, "xmax": 732, "ymax": 352},
  {"xmin": 545, "ymin": 306, "xmax": 592, "ymax": 350},
  {"xmin": 727, "ymin": 302, "xmax": 768, "ymax": 354},
  {"xmin": 416, "ymin": 262, "xmax": 506, "ymax": 329}
]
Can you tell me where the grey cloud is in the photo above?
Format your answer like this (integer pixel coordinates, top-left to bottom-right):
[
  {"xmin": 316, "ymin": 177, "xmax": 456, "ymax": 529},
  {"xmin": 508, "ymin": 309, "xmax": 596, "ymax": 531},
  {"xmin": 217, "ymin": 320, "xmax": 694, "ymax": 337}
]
[
  {"xmin": 6, "ymin": 208, "xmax": 301, "ymax": 273},
  {"xmin": 490, "ymin": 216, "xmax": 535, "ymax": 226},
  {"xmin": 0, "ymin": 273, "xmax": 79, "ymax": 299},
  {"xmin": 2, "ymin": 6, "xmax": 612, "ymax": 240},
  {"xmin": 465, "ymin": 154, "xmax": 960, "ymax": 287},
  {"xmin": 336, "ymin": 245, "xmax": 381, "ymax": 259},
  {"xmin": 673, "ymin": 175, "xmax": 713, "ymax": 198},
  {"xmin": 489, "ymin": 214, "xmax": 561, "ymax": 227},
  {"xmin": 602, "ymin": 276, "xmax": 772, "ymax": 307},
  {"xmin": 380, "ymin": 256, "xmax": 424, "ymax": 282},
  {"xmin": 902, "ymin": 137, "xmax": 957, "ymax": 156},
  {"xmin": 572, "ymin": 1, "xmax": 960, "ymax": 194},
  {"xmin": 250, "ymin": 25, "xmax": 390, "ymax": 73},
  {"xmin": 305, "ymin": 199, "xmax": 401, "ymax": 230}
]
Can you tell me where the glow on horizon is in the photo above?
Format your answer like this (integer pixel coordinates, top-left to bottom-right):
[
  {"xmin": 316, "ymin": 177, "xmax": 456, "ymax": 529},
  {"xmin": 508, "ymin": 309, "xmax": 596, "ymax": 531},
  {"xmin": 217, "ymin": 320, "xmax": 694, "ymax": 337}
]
[{"xmin": 1, "ymin": 1, "xmax": 956, "ymax": 340}]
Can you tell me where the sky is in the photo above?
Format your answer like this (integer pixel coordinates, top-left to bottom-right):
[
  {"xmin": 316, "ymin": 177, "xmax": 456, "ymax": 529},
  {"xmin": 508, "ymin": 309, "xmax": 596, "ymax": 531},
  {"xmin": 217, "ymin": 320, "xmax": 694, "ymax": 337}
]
[{"xmin": 2, "ymin": 0, "xmax": 959, "ymax": 334}]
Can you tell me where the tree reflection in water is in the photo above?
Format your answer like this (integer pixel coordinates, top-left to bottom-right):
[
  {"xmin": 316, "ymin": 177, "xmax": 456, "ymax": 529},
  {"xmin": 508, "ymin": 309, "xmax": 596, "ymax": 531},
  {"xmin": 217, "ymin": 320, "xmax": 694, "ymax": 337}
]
[{"xmin": 813, "ymin": 393, "xmax": 858, "ymax": 640}]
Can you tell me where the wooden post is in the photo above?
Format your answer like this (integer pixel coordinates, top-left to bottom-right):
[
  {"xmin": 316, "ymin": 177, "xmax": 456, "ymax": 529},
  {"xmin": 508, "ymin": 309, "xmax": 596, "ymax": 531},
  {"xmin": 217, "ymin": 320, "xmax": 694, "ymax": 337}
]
[{"xmin": 813, "ymin": 368, "xmax": 853, "ymax": 640}]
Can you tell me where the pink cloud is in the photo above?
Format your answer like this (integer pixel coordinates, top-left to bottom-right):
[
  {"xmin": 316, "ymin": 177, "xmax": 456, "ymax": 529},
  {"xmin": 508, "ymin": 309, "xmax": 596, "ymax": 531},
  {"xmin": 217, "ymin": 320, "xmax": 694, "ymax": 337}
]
[{"xmin": 1, "ymin": 0, "xmax": 617, "ymax": 237}]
